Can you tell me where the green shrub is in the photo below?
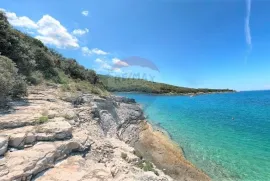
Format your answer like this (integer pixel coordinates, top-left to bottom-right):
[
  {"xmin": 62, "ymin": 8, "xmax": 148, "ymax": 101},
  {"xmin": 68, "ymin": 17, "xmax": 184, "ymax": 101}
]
[
  {"xmin": 135, "ymin": 159, "xmax": 159, "ymax": 176},
  {"xmin": 36, "ymin": 116, "xmax": 49, "ymax": 124},
  {"xmin": 28, "ymin": 71, "xmax": 44, "ymax": 85},
  {"xmin": 12, "ymin": 76, "xmax": 28, "ymax": 98},
  {"xmin": 0, "ymin": 56, "xmax": 27, "ymax": 107},
  {"xmin": 142, "ymin": 161, "xmax": 154, "ymax": 171}
]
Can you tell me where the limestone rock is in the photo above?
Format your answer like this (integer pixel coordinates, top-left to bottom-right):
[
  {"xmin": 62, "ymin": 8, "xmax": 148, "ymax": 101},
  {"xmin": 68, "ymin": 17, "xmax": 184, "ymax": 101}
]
[
  {"xmin": 0, "ymin": 140, "xmax": 90, "ymax": 181},
  {"xmin": 2, "ymin": 126, "xmax": 35, "ymax": 148},
  {"xmin": 0, "ymin": 136, "xmax": 9, "ymax": 156},
  {"xmin": 35, "ymin": 121, "xmax": 72, "ymax": 141},
  {"xmin": 47, "ymin": 110, "xmax": 58, "ymax": 119},
  {"xmin": 63, "ymin": 110, "xmax": 76, "ymax": 120}
]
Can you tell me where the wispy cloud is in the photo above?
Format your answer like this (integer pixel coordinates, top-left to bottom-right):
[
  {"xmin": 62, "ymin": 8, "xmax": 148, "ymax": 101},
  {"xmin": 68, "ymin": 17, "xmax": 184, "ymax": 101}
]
[
  {"xmin": 94, "ymin": 58, "xmax": 122, "ymax": 73},
  {"xmin": 81, "ymin": 10, "xmax": 89, "ymax": 17},
  {"xmin": 72, "ymin": 28, "xmax": 89, "ymax": 36},
  {"xmin": 112, "ymin": 58, "xmax": 129, "ymax": 67},
  {"xmin": 82, "ymin": 47, "xmax": 108, "ymax": 55},
  {"xmin": 245, "ymin": 0, "xmax": 252, "ymax": 50}
]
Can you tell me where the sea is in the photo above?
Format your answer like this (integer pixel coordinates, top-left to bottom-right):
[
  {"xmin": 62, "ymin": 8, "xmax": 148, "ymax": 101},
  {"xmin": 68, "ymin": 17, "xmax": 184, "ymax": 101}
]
[{"xmin": 117, "ymin": 91, "xmax": 270, "ymax": 181}]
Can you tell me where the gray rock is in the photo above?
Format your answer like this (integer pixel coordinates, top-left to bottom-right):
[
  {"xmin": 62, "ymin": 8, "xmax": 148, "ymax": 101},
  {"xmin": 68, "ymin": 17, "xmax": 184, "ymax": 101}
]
[
  {"xmin": 0, "ymin": 136, "xmax": 9, "ymax": 156},
  {"xmin": 111, "ymin": 96, "xmax": 136, "ymax": 104}
]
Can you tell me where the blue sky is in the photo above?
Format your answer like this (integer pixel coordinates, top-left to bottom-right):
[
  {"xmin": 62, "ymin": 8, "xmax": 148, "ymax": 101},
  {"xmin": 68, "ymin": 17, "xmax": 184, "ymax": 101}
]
[{"xmin": 1, "ymin": 0, "xmax": 270, "ymax": 91}]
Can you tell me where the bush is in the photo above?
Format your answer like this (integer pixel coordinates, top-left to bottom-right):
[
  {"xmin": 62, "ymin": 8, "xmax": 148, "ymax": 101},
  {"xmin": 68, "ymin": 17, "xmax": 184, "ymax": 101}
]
[
  {"xmin": 28, "ymin": 71, "xmax": 44, "ymax": 85},
  {"xmin": 0, "ymin": 56, "xmax": 27, "ymax": 107},
  {"xmin": 12, "ymin": 76, "xmax": 27, "ymax": 98}
]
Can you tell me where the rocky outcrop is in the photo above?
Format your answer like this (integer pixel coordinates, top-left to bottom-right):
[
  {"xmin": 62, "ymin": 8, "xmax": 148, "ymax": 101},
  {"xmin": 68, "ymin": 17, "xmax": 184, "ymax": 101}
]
[
  {"xmin": 0, "ymin": 86, "xmax": 174, "ymax": 181},
  {"xmin": 0, "ymin": 86, "xmax": 209, "ymax": 181},
  {"xmin": 90, "ymin": 95, "xmax": 144, "ymax": 140}
]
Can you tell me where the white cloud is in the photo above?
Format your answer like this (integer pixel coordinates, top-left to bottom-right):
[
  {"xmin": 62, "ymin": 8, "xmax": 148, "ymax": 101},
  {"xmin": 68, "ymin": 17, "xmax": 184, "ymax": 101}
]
[
  {"xmin": 95, "ymin": 58, "xmax": 111, "ymax": 70},
  {"xmin": 81, "ymin": 10, "xmax": 89, "ymax": 16},
  {"xmin": 102, "ymin": 63, "xmax": 112, "ymax": 70},
  {"xmin": 95, "ymin": 58, "xmax": 104, "ymax": 63},
  {"xmin": 1, "ymin": 8, "xmax": 38, "ymax": 29},
  {"xmin": 1, "ymin": 9, "xmax": 79, "ymax": 49},
  {"xmin": 82, "ymin": 47, "xmax": 108, "ymax": 55},
  {"xmin": 112, "ymin": 58, "xmax": 129, "ymax": 67},
  {"xmin": 72, "ymin": 28, "xmax": 89, "ymax": 36},
  {"xmin": 94, "ymin": 58, "xmax": 122, "ymax": 73},
  {"xmin": 112, "ymin": 68, "xmax": 122, "ymax": 73},
  {"xmin": 245, "ymin": 0, "xmax": 252, "ymax": 49},
  {"xmin": 36, "ymin": 15, "xmax": 79, "ymax": 48}
]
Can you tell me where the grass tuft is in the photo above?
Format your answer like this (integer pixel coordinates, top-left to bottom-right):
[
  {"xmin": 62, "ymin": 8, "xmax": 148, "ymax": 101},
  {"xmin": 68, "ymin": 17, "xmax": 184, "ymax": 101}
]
[{"xmin": 36, "ymin": 116, "xmax": 49, "ymax": 124}]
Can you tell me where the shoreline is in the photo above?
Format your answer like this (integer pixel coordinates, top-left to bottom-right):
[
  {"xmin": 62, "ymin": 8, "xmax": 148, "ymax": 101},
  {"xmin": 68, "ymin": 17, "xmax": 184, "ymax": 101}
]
[
  {"xmin": 133, "ymin": 120, "xmax": 211, "ymax": 181},
  {"xmin": 114, "ymin": 90, "xmax": 236, "ymax": 97}
]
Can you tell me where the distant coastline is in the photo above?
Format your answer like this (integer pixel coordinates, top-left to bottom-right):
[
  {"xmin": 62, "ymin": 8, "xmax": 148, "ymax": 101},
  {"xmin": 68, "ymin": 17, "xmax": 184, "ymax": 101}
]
[
  {"xmin": 113, "ymin": 90, "xmax": 236, "ymax": 96},
  {"xmin": 99, "ymin": 75, "xmax": 235, "ymax": 95}
]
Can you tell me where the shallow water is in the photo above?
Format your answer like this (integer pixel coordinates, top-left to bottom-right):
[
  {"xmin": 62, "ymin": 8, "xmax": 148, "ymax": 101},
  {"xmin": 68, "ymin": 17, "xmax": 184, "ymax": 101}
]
[{"xmin": 117, "ymin": 91, "xmax": 270, "ymax": 181}]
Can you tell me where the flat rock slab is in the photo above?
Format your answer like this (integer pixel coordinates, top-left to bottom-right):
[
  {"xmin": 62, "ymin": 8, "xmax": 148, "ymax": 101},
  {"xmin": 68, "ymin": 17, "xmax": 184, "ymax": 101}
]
[
  {"xmin": 1, "ymin": 121, "xmax": 73, "ymax": 149},
  {"xmin": 36, "ymin": 121, "xmax": 72, "ymax": 141},
  {"xmin": 0, "ymin": 139, "xmax": 89, "ymax": 181},
  {"xmin": 0, "ymin": 114, "xmax": 40, "ymax": 129}
]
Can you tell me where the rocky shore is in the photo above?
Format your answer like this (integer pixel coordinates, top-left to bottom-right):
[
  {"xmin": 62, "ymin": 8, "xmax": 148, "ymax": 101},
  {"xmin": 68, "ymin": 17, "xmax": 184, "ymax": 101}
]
[{"xmin": 0, "ymin": 85, "xmax": 210, "ymax": 181}]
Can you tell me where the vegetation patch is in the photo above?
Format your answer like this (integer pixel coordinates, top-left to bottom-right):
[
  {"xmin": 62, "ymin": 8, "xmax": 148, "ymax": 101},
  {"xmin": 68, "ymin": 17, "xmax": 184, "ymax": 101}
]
[
  {"xmin": 0, "ymin": 56, "xmax": 27, "ymax": 108},
  {"xmin": 133, "ymin": 149, "xmax": 159, "ymax": 176},
  {"xmin": 36, "ymin": 116, "xmax": 49, "ymax": 124},
  {"xmin": 99, "ymin": 75, "xmax": 234, "ymax": 95},
  {"xmin": 136, "ymin": 160, "xmax": 159, "ymax": 176},
  {"xmin": 0, "ymin": 11, "xmax": 106, "ymax": 98}
]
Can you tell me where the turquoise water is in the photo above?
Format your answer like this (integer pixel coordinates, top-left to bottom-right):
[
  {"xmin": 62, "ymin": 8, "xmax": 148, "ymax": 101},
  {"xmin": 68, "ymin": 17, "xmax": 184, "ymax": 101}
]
[{"xmin": 117, "ymin": 91, "xmax": 270, "ymax": 181}]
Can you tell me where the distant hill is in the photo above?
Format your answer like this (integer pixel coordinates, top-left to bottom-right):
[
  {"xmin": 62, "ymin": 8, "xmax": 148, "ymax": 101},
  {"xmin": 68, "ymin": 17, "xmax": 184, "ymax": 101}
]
[{"xmin": 99, "ymin": 75, "xmax": 234, "ymax": 94}]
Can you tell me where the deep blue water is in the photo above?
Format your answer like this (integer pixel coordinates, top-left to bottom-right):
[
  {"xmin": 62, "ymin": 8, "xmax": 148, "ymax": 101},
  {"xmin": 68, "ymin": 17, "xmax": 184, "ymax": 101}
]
[{"xmin": 117, "ymin": 91, "xmax": 270, "ymax": 181}]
